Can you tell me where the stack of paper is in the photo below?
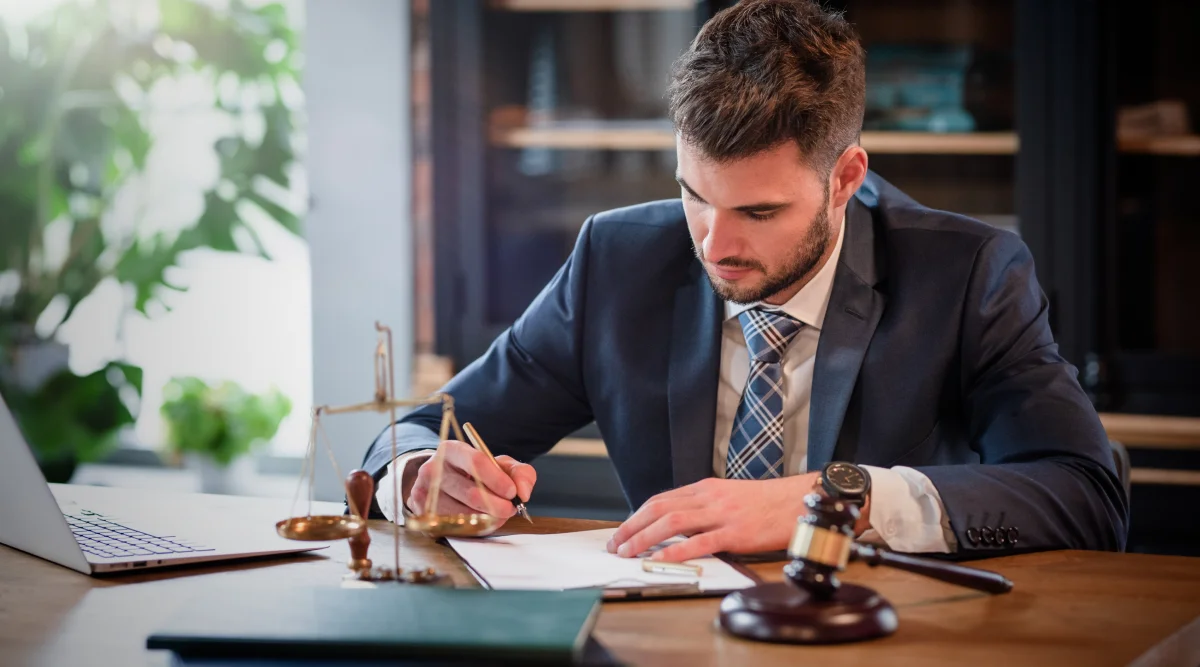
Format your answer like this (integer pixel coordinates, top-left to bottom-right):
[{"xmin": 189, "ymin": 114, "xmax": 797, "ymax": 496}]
[{"xmin": 447, "ymin": 528, "xmax": 756, "ymax": 593}]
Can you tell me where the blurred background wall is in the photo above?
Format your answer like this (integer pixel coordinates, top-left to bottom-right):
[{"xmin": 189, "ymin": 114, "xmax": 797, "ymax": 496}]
[{"xmin": 305, "ymin": 0, "xmax": 412, "ymax": 502}]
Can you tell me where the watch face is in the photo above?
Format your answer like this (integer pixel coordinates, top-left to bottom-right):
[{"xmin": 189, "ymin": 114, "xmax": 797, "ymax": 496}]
[{"xmin": 826, "ymin": 462, "xmax": 867, "ymax": 495}]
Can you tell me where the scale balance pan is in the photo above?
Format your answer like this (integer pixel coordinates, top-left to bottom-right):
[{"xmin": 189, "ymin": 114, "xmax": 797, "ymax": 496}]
[
  {"xmin": 405, "ymin": 512, "xmax": 500, "ymax": 538},
  {"xmin": 276, "ymin": 515, "xmax": 368, "ymax": 541}
]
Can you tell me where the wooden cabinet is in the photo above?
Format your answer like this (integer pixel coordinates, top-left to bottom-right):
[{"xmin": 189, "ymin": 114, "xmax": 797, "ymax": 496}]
[
  {"xmin": 1106, "ymin": 2, "xmax": 1200, "ymax": 417},
  {"xmin": 421, "ymin": 0, "xmax": 1035, "ymax": 367},
  {"xmin": 412, "ymin": 1, "xmax": 1199, "ymax": 542}
]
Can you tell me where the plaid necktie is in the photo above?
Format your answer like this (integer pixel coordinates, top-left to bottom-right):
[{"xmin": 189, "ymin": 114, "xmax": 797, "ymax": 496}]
[{"xmin": 725, "ymin": 308, "xmax": 804, "ymax": 480}]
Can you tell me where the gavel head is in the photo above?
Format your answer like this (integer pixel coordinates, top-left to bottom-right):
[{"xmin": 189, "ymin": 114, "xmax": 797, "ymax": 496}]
[{"xmin": 783, "ymin": 493, "xmax": 860, "ymax": 600}]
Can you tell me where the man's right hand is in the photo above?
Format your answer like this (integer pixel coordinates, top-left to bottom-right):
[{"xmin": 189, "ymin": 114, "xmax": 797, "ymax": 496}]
[{"xmin": 404, "ymin": 440, "xmax": 536, "ymax": 523}]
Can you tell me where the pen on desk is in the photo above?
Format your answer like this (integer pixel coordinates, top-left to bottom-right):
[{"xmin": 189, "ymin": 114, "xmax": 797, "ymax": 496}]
[
  {"xmin": 603, "ymin": 582, "xmax": 701, "ymax": 599},
  {"xmin": 462, "ymin": 422, "xmax": 533, "ymax": 524},
  {"xmin": 641, "ymin": 559, "xmax": 703, "ymax": 577}
]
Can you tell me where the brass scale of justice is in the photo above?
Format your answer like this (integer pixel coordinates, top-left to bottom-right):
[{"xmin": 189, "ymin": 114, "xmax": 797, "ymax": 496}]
[
  {"xmin": 274, "ymin": 323, "xmax": 1016, "ymax": 642},
  {"xmin": 274, "ymin": 322, "xmax": 509, "ymax": 584}
]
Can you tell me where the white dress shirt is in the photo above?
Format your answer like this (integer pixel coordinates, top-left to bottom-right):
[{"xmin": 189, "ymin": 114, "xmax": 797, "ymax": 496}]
[{"xmin": 379, "ymin": 215, "xmax": 957, "ymax": 553}]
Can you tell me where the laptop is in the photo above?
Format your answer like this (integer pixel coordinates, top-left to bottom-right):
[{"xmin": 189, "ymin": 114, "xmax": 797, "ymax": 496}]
[{"xmin": 0, "ymin": 392, "xmax": 327, "ymax": 574}]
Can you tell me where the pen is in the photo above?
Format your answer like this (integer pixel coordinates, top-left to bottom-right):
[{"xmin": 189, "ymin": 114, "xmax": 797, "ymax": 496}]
[
  {"xmin": 462, "ymin": 422, "xmax": 533, "ymax": 524},
  {"xmin": 602, "ymin": 582, "xmax": 701, "ymax": 599},
  {"xmin": 642, "ymin": 559, "xmax": 703, "ymax": 577}
]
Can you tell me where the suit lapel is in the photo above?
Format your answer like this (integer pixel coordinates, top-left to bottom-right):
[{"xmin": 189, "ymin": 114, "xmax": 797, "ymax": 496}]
[
  {"xmin": 667, "ymin": 263, "xmax": 723, "ymax": 488},
  {"xmin": 807, "ymin": 196, "xmax": 886, "ymax": 471}
]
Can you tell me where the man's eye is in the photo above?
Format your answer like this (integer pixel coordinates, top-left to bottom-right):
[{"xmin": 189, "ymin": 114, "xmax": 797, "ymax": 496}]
[{"xmin": 746, "ymin": 210, "xmax": 777, "ymax": 222}]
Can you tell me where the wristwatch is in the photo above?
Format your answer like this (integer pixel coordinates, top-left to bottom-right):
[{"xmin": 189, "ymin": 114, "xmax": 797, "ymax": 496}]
[{"xmin": 820, "ymin": 461, "xmax": 871, "ymax": 506}]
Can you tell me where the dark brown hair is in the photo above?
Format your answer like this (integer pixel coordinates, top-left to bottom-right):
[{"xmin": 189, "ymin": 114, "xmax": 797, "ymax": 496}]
[{"xmin": 667, "ymin": 0, "xmax": 866, "ymax": 174}]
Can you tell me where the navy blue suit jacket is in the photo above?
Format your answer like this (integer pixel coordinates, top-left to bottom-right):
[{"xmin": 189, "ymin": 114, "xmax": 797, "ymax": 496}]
[{"xmin": 363, "ymin": 173, "xmax": 1128, "ymax": 556}]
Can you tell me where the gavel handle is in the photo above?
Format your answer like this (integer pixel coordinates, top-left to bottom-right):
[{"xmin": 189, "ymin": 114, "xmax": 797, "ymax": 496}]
[{"xmin": 851, "ymin": 544, "xmax": 1014, "ymax": 594}]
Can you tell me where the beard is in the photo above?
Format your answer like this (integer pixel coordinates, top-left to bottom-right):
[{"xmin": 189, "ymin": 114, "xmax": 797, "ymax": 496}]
[{"xmin": 695, "ymin": 198, "xmax": 833, "ymax": 305}]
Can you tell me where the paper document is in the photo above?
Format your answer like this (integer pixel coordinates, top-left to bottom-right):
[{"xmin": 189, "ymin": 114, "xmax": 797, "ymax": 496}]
[{"xmin": 447, "ymin": 528, "xmax": 756, "ymax": 594}]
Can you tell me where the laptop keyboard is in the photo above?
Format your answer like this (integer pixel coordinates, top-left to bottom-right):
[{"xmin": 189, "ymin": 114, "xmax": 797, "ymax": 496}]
[{"xmin": 66, "ymin": 509, "xmax": 215, "ymax": 560}]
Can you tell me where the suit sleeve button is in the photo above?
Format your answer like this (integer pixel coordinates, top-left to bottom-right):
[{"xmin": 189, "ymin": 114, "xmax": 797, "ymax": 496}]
[
  {"xmin": 994, "ymin": 527, "xmax": 1008, "ymax": 546},
  {"xmin": 965, "ymin": 527, "xmax": 980, "ymax": 546},
  {"xmin": 980, "ymin": 526, "xmax": 995, "ymax": 546},
  {"xmin": 1007, "ymin": 527, "xmax": 1019, "ymax": 545}
]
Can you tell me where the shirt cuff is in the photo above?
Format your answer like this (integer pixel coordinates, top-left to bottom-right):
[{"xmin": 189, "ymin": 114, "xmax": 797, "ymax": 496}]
[
  {"xmin": 374, "ymin": 450, "xmax": 436, "ymax": 524},
  {"xmin": 857, "ymin": 465, "xmax": 957, "ymax": 554}
]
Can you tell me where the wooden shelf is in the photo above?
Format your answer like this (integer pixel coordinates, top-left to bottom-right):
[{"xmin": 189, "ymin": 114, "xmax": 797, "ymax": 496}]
[
  {"xmin": 862, "ymin": 131, "xmax": 1017, "ymax": 155},
  {"xmin": 1099, "ymin": 413, "xmax": 1200, "ymax": 449},
  {"xmin": 490, "ymin": 122, "xmax": 676, "ymax": 150},
  {"xmin": 1118, "ymin": 135, "xmax": 1200, "ymax": 156},
  {"xmin": 493, "ymin": 120, "xmax": 1200, "ymax": 157},
  {"xmin": 490, "ymin": 0, "xmax": 694, "ymax": 11},
  {"xmin": 490, "ymin": 122, "xmax": 1019, "ymax": 155},
  {"xmin": 547, "ymin": 438, "xmax": 608, "ymax": 458},
  {"xmin": 1130, "ymin": 468, "xmax": 1200, "ymax": 487}
]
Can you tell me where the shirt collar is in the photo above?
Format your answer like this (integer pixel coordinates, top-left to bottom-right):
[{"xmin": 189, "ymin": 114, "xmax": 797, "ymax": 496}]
[{"xmin": 723, "ymin": 214, "xmax": 846, "ymax": 331}]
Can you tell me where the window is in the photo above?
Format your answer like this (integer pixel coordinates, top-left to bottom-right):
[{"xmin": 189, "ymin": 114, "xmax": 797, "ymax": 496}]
[{"xmin": 7, "ymin": 0, "xmax": 310, "ymax": 458}]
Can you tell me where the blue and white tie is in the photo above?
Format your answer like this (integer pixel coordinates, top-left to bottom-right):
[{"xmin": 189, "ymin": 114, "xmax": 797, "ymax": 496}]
[{"xmin": 725, "ymin": 308, "xmax": 804, "ymax": 480}]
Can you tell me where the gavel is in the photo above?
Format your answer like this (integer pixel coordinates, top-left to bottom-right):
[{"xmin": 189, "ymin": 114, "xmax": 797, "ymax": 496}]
[{"xmin": 719, "ymin": 493, "xmax": 1013, "ymax": 644}]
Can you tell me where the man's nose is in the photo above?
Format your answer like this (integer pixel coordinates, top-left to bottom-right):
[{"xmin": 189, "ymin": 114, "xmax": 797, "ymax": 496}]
[{"xmin": 703, "ymin": 210, "xmax": 744, "ymax": 263}]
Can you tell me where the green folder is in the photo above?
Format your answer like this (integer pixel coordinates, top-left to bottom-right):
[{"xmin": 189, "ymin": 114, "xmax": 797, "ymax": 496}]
[{"xmin": 147, "ymin": 586, "xmax": 603, "ymax": 665}]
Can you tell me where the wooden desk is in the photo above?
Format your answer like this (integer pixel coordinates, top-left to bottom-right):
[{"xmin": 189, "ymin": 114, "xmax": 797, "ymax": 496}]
[{"xmin": 2, "ymin": 517, "xmax": 1199, "ymax": 667}]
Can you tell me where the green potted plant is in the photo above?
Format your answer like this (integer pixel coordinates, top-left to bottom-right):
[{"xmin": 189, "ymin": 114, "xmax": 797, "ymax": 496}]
[
  {"xmin": 160, "ymin": 376, "xmax": 292, "ymax": 494},
  {"xmin": 0, "ymin": 0, "xmax": 303, "ymax": 480}
]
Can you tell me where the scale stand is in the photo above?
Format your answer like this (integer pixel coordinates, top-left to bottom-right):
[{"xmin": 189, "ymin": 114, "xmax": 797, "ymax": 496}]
[{"xmin": 274, "ymin": 322, "xmax": 500, "ymax": 583}]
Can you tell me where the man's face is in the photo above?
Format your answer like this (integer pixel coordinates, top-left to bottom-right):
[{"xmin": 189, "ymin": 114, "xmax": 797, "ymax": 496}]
[{"xmin": 677, "ymin": 140, "xmax": 835, "ymax": 306}]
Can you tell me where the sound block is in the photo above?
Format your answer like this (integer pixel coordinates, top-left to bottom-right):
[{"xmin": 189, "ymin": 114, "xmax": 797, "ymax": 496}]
[{"xmin": 719, "ymin": 582, "xmax": 898, "ymax": 644}]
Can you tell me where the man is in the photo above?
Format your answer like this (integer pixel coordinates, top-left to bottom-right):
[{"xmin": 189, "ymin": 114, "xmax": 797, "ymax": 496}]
[{"xmin": 361, "ymin": 0, "xmax": 1127, "ymax": 561}]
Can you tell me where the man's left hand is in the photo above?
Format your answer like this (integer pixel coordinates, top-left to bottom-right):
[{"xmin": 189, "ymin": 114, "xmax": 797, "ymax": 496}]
[{"xmin": 606, "ymin": 473, "xmax": 821, "ymax": 562}]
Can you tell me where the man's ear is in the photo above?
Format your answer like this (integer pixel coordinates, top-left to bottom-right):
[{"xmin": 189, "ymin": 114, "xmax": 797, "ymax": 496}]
[{"xmin": 829, "ymin": 145, "xmax": 868, "ymax": 209}]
